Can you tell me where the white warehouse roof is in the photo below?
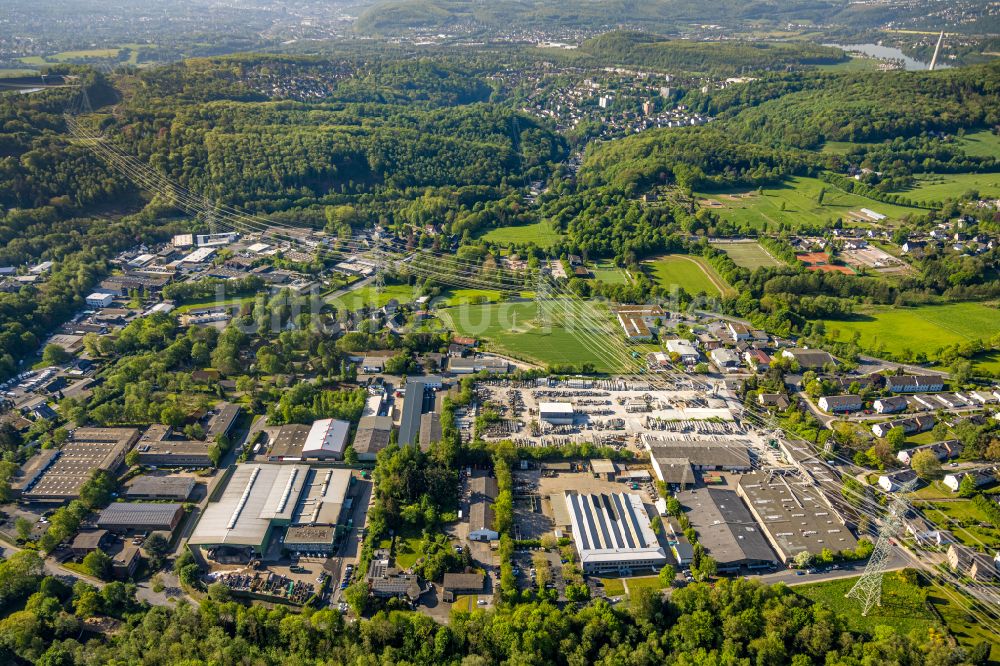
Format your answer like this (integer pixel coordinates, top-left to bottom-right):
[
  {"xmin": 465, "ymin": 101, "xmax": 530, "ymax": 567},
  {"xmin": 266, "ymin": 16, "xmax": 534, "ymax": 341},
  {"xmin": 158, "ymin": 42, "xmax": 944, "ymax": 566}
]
[
  {"xmin": 539, "ymin": 402, "xmax": 574, "ymax": 415},
  {"xmin": 565, "ymin": 492, "xmax": 666, "ymax": 571},
  {"xmin": 302, "ymin": 419, "xmax": 350, "ymax": 458}
]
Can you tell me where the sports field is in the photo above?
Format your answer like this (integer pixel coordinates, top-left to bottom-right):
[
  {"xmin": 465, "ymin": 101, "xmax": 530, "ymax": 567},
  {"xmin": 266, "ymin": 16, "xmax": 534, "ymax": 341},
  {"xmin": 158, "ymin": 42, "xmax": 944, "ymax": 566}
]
[
  {"xmin": 957, "ymin": 129, "xmax": 1000, "ymax": 158},
  {"xmin": 479, "ymin": 219, "xmax": 563, "ymax": 248},
  {"xmin": 901, "ymin": 172, "xmax": 1000, "ymax": 203},
  {"xmin": 709, "ymin": 240, "xmax": 784, "ymax": 269},
  {"xmin": 590, "ymin": 259, "xmax": 630, "ymax": 284},
  {"xmin": 327, "ymin": 284, "xmax": 417, "ymax": 311},
  {"xmin": 437, "ymin": 300, "xmax": 625, "ymax": 372},
  {"xmin": 698, "ymin": 176, "xmax": 920, "ymax": 231},
  {"xmin": 643, "ymin": 255, "xmax": 733, "ymax": 297},
  {"xmin": 820, "ymin": 302, "xmax": 1000, "ymax": 360}
]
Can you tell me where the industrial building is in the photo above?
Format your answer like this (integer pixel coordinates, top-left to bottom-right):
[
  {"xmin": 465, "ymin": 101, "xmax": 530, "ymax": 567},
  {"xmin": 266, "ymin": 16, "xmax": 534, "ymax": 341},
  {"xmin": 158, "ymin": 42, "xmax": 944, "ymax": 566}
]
[
  {"xmin": 418, "ymin": 412, "xmax": 442, "ymax": 451},
  {"xmin": 675, "ymin": 488, "xmax": 776, "ymax": 572},
  {"xmin": 448, "ymin": 357, "xmax": 508, "ymax": 374},
  {"xmin": 736, "ymin": 471, "xmax": 858, "ymax": 563},
  {"xmin": 664, "ymin": 339, "xmax": 699, "ymax": 364},
  {"xmin": 85, "ymin": 292, "xmax": 115, "ymax": 308},
  {"xmin": 468, "ymin": 475, "xmax": 499, "ymax": 541},
  {"xmin": 564, "ymin": 492, "xmax": 666, "ymax": 574},
  {"xmin": 644, "ymin": 437, "xmax": 752, "ymax": 485},
  {"xmin": 124, "ymin": 475, "xmax": 197, "ymax": 501},
  {"xmin": 206, "ymin": 403, "xmax": 241, "ymax": 440},
  {"xmin": 399, "ymin": 378, "xmax": 432, "ymax": 446},
  {"xmin": 133, "ymin": 424, "xmax": 212, "ymax": 468},
  {"xmin": 539, "ymin": 402, "xmax": 574, "ymax": 425},
  {"xmin": 23, "ymin": 428, "xmax": 139, "ymax": 502},
  {"xmin": 266, "ymin": 424, "xmax": 311, "ymax": 461},
  {"xmin": 353, "ymin": 415, "xmax": 393, "ymax": 461},
  {"xmin": 301, "ymin": 418, "xmax": 351, "ymax": 460},
  {"xmin": 781, "ymin": 348, "xmax": 836, "ymax": 369},
  {"xmin": 614, "ymin": 305, "xmax": 664, "ymax": 341},
  {"xmin": 189, "ymin": 463, "xmax": 352, "ymax": 555},
  {"xmin": 96, "ymin": 503, "xmax": 186, "ymax": 534}
]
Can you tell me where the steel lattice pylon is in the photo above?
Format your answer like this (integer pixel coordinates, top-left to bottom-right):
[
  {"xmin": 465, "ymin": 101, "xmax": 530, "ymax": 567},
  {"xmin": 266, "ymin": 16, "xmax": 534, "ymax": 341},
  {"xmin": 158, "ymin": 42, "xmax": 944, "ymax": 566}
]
[{"xmin": 845, "ymin": 480, "xmax": 916, "ymax": 615}]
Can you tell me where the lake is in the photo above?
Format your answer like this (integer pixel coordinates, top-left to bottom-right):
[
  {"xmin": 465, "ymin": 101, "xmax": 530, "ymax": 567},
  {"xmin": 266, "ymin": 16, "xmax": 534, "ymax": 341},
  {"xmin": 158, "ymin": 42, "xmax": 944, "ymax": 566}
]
[{"xmin": 825, "ymin": 43, "xmax": 947, "ymax": 71}]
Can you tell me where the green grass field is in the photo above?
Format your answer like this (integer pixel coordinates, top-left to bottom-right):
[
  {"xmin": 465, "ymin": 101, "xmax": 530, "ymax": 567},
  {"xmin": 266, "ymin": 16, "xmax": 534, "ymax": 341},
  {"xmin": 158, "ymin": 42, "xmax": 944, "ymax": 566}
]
[
  {"xmin": 927, "ymin": 586, "xmax": 1000, "ymax": 665},
  {"xmin": 821, "ymin": 302, "xmax": 1000, "ymax": 362},
  {"xmin": 709, "ymin": 241, "xmax": 785, "ymax": 269},
  {"xmin": 643, "ymin": 255, "xmax": 733, "ymax": 297},
  {"xmin": 328, "ymin": 284, "xmax": 417, "ymax": 311},
  {"xmin": 392, "ymin": 535, "xmax": 425, "ymax": 569},
  {"xmin": 590, "ymin": 259, "xmax": 630, "ymax": 285},
  {"xmin": 599, "ymin": 578, "xmax": 626, "ymax": 596},
  {"xmin": 793, "ymin": 573, "xmax": 940, "ymax": 637},
  {"xmin": 623, "ymin": 576, "xmax": 666, "ymax": 595},
  {"xmin": 433, "ymin": 288, "xmax": 512, "ymax": 307},
  {"xmin": 479, "ymin": 219, "xmax": 563, "ymax": 248},
  {"xmin": 0, "ymin": 68, "xmax": 40, "ymax": 78},
  {"xmin": 175, "ymin": 295, "xmax": 258, "ymax": 314},
  {"xmin": 901, "ymin": 172, "xmax": 1000, "ymax": 203},
  {"xmin": 437, "ymin": 300, "xmax": 624, "ymax": 371},
  {"xmin": 957, "ymin": 129, "xmax": 1000, "ymax": 158},
  {"xmin": 699, "ymin": 176, "xmax": 921, "ymax": 231}
]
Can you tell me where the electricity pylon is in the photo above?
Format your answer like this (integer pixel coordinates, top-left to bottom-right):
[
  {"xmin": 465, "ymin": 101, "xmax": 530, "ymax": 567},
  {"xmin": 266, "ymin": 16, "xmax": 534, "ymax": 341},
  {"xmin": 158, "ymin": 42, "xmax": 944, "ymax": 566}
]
[{"xmin": 845, "ymin": 479, "xmax": 917, "ymax": 615}]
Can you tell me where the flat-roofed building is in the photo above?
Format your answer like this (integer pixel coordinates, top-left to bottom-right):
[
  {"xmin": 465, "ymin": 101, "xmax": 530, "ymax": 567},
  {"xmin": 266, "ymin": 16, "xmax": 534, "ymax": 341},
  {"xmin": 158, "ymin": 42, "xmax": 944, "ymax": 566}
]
[
  {"xmin": 206, "ymin": 403, "xmax": 241, "ymax": 440},
  {"xmin": 676, "ymin": 488, "xmax": 777, "ymax": 572},
  {"xmin": 24, "ymin": 428, "xmax": 139, "ymax": 502},
  {"xmin": 590, "ymin": 458, "xmax": 617, "ymax": 481},
  {"xmin": 737, "ymin": 471, "xmax": 858, "ymax": 563},
  {"xmin": 539, "ymin": 402, "xmax": 574, "ymax": 425},
  {"xmin": 124, "ymin": 475, "xmax": 197, "ymax": 501},
  {"xmin": 644, "ymin": 436, "xmax": 752, "ymax": 473},
  {"xmin": 442, "ymin": 572, "xmax": 485, "ymax": 602},
  {"xmin": 564, "ymin": 491, "xmax": 666, "ymax": 575},
  {"xmin": 665, "ymin": 339, "xmax": 699, "ymax": 364},
  {"xmin": 267, "ymin": 424, "xmax": 310, "ymax": 461},
  {"xmin": 448, "ymin": 357, "xmax": 509, "ymax": 374},
  {"xmin": 189, "ymin": 464, "xmax": 351, "ymax": 555},
  {"xmin": 97, "ymin": 503, "xmax": 185, "ymax": 534},
  {"xmin": 112, "ymin": 545, "xmax": 141, "ymax": 580},
  {"xmin": 135, "ymin": 439, "xmax": 212, "ymax": 468},
  {"xmin": 353, "ymin": 415, "xmax": 393, "ymax": 461},
  {"xmin": 284, "ymin": 526, "xmax": 337, "ymax": 555},
  {"xmin": 9, "ymin": 449, "xmax": 59, "ymax": 498},
  {"xmin": 302, "ymin": 418, "xmax": 350, "ymax": 460}
]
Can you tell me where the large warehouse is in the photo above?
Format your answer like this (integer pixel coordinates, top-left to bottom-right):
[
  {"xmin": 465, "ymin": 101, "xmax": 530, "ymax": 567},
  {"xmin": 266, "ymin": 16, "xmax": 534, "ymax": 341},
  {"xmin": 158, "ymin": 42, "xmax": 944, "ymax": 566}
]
[
  {"xmin": 675, "ymin": 488, "xmax": 776, "ymax": 572},
  {"xmin": 564, "ymin": 492, "xmax": 666, "ymax": 574},
  {"xmin": 97, "ymin": 503, "xmax": 185, "ymax": 534},
  {"xmin": 23, "ymin": 428, "xmax": 139, "ymax": 502},
  {"xmin": 539, "ymin": 402, "xmax": 574, "ymax": 425},
  {"xmin": 189, "ymin": 463, "xmax": 352, "ymax": 555},
  {"xmin": 301, "ymin": 418, "xmax": 351, "ymax": 460},
  {"xmin": 736, "ymin": 471, "xmax": 858, "ymax": 563}
]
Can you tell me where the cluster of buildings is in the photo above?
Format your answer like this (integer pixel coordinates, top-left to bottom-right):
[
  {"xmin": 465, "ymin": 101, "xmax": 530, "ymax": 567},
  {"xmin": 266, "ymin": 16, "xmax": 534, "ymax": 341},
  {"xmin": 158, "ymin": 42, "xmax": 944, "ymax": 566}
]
[{"xmin": 189, "ymin": 463, "xmax": 354, "ymax": 557}]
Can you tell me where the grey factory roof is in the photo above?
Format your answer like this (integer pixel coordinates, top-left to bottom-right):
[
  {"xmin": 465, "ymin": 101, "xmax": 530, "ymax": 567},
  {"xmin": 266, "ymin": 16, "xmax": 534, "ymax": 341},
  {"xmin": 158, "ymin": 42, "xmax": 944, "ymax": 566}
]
[
  {"xmin": 268, "ymin": 424, "xmax": 311, "ymax": 459},
  {"xmin": 736, "ymin": 471, "xmax": 858, "ymax": 562},
  {"xmin": 206, "ymin": 403, "xmax": 241, "ymax": 439},
  {"xmin": 418, "ymin": 412, "xmax": 442, "ymax": 451},
  {"xmin": 124, "ymin": 475, "xmax": 197, "ymax": 500},
  {"xmin": 399, "ymin": 378, "xmax": 430, "ymax": 447},
  {"xmin": 650, "ymin": 457, "xmax": 696, "ymax": 486},
  {"xmin": 24, "ymin": 428, "xmax": 139, "ymax": 500},
  {"xmin": 189, "ymin": 463, "xmax": 308, "ymax": 548},
  {"xmin": 676, "ymin": 488, "xmax": 776, "ymax": 567},
  {"xmin": 353, "ymin": 415, "xmax": 393, "ymax": 456},
  {"xmin": 96, "ymin": 503, "xmax": 184, "ymax": 530},
  {"xmin": 190, "ymin": 463, "xmax": 351, "ymax": 549},
  {"xmin": 644, "ymin": 436, "xmax": 751, "ymax": 470}
]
